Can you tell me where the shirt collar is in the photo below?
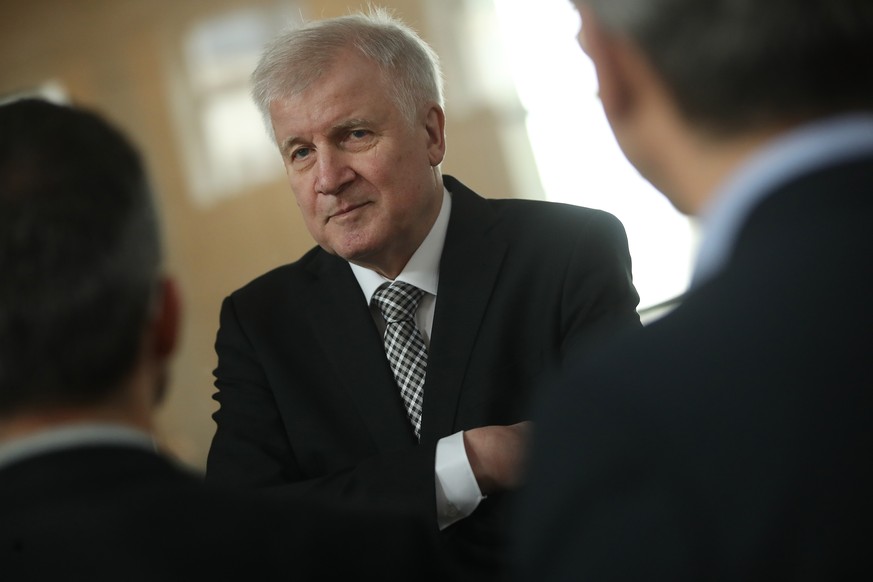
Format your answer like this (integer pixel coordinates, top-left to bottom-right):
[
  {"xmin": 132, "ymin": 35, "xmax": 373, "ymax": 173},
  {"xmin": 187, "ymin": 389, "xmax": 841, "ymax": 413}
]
[
  {"xmin": 692, "ymin": 113, "xmax": 873, "ymax": 287},
  {"xmin": 0, "ymin": 423, "xmax": 156, "ymax": 471},
  {"xmin": 351, "ymin": 187, "xmax": 451, "ymax": 302}
]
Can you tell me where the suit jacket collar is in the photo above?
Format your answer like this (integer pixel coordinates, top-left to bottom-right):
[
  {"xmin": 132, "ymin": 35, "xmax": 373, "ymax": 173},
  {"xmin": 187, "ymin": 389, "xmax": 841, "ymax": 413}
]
[
  {"xmin": 693, "ymin": 115, "xmax": 873, "ymax": 287},
  {"xmin": 421, "ymin": 175, "xmax": 508, "ymax": 442}
]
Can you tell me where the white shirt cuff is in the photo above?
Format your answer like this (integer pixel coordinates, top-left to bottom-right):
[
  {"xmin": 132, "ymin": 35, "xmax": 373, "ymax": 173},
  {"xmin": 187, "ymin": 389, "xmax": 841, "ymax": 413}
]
[{"xmin": 434, "ymin": 430, "xmax": 485, "ymax": 530}]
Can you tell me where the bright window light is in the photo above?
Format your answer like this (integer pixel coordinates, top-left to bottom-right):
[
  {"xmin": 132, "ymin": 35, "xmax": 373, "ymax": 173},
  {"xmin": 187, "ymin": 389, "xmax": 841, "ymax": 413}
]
[{"xmin": 491, "ymin": 0, "xmax": 698, "ymax": 311}]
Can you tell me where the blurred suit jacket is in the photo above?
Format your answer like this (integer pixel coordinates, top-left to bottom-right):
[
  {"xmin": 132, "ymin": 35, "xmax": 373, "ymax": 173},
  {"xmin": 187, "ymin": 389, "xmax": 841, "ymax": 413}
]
[
  {"xmin": 1, "ymin": 442, "xmax": 448, "ymax": 581},
  {"xmin": 205, "ymin": 175, "xmax": 642, "ymax": 581},
  {"xmin": 513, "ymin": 153, "xmax": 873, "ymax": 580}
]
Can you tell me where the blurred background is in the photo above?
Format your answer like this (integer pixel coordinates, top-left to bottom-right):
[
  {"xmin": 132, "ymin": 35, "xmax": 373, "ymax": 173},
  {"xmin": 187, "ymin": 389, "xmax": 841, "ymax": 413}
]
[{"xmin": 0, "ymin": 0, "xmax": 697, "ymax": 470}]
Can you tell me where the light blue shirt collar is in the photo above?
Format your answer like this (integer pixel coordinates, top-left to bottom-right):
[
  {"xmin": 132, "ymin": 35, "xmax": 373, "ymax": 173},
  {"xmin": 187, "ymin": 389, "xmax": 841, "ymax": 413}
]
[
  {"xmin": 0, "ymin": 423, "xmax": 156, "ymax": 471},
  {"xmin": 692, "ymin": 114, "xmax": 873, "ymax": 287}
]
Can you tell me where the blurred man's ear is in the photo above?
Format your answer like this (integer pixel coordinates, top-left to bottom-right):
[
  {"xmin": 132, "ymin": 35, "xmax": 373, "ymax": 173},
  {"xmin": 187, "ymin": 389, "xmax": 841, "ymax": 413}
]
[
  {"xmin": 578, "ymin": 5, "xmax": 633, "ymax": 122},
  {"xmin": 152, "ymin": 277, "xmax": 181, "ymax": 359},
  {"xmin": 575, "ymin": 5, "xmax": 590, "ymax": 57}
]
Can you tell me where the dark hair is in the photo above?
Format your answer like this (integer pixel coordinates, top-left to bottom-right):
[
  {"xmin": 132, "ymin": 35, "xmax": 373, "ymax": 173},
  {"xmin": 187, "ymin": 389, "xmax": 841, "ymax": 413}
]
[
  {"xmin": 0, "ymin": 98, "xmax": 162, "ymax": 414},
  {"xmin": 578, "ymin": 0, "xmax": 873, "ymax": 136}
]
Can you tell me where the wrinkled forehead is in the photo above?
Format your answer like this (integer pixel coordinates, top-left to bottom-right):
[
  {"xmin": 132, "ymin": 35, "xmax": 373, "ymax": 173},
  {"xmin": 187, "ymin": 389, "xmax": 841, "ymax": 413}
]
[
  {"xmin": 268, "ymin": 54, "xmax": 400, "ymax": 145},
  {"xmin": 277, "ymin": 44, "xmax": 389, "ymax": 103}
]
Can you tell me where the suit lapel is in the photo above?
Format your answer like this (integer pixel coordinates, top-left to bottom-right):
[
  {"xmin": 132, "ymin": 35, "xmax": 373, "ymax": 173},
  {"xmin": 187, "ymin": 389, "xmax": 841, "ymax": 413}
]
[
  {"xmin": 421, "ymin": 177, "xmax": 508, "ymax": 443},
  {"xmin": 305, "ymin": 254, "xmax": 416, "ymax": 449}
]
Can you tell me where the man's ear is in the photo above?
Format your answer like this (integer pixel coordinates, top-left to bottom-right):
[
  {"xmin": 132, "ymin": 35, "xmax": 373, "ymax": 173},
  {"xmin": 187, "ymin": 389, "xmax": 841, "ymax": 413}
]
[
  {"xmin": 151, "ymin": 276, "xmax": 181, "ymax": 359},
  {"xmin": 579, "ymin": 5, "xmax": 634, "ymax": 122},
  {"xmin": 424, "ymin": 103, "xmax": 447, "ymax": 167}
]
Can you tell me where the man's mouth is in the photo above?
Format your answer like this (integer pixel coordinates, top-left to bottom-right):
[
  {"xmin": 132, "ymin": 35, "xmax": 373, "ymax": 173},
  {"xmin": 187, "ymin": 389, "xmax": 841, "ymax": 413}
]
[{"xmin": 330, "ymin": 201, "xmax": 370, "ymax": 219}]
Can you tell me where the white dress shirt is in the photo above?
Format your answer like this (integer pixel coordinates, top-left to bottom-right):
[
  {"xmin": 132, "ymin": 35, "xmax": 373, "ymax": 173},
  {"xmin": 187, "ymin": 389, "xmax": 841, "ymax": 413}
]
[{"xmin": 350, "ymin": 187, "xmax": 485, "ymax": 530}]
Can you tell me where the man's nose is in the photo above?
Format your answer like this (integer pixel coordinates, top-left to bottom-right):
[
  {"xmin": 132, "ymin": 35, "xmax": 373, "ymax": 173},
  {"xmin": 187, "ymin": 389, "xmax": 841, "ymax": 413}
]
[{"xmin": 314, "ymin": 149, "xmax": 354, "ymax": 195}]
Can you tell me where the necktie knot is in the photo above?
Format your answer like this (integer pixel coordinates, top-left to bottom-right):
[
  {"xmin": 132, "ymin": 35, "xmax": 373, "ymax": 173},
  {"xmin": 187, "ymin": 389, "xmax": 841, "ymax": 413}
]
[{"xmin": 372, "ymin": 281, "xmax": 425, "ymax": 324}]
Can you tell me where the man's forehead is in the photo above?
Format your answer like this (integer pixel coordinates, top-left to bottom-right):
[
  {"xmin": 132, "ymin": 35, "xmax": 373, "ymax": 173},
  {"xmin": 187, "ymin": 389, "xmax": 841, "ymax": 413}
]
[{"xmin": 269, "ymin": 80, "xmax": 395, "ymax": 147}]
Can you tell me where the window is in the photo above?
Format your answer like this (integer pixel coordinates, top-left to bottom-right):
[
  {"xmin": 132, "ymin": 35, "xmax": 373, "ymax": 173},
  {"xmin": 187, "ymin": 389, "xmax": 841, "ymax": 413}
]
[{"xmin": 167, "ymin": 4, "xmax": 298, "ymax": 207}]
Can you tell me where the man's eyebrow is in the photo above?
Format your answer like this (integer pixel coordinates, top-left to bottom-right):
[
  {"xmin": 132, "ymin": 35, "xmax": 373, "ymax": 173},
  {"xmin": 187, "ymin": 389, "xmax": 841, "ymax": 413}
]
[
  {"xmin": 278, "ymin": 118, "xmax": 372, "ymax": 154},
  {"xmin": 329, "ymin": 118, "xmax": 370, "ymax": 136}
]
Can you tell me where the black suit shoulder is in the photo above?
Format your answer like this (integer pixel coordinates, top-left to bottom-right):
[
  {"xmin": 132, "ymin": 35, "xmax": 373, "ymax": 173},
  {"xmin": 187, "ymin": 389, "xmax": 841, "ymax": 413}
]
[
  {"xmin": 229, "ymin": 244, "xmax": 334, "ymax": 299},
  {"xmin": 2, "ymin": 445, "xmax": 446, "ymax": 581},
  {"xmin": 1, "ymin": 446, "xmax": 275, "ymax": 581},
  {"xmin": 513, "ymin": 157, "xmax": 873, "ymax": 581},
  {"xmin": 445, "ymin": 173, "xmax": 627, "ymax": 241}
]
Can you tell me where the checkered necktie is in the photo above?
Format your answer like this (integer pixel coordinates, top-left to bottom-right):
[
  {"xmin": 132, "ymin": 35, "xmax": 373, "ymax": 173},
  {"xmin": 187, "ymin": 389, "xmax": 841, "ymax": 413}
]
[{"xmin": 372, "ymin": 281, "xmax": 428, "ymax": 440}]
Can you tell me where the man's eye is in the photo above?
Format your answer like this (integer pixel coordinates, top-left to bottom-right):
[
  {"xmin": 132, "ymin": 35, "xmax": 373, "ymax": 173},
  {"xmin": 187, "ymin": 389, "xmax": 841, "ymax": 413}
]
[
  {"xmin": 291, "ymin": 147, "xmax": 311, "ymax": 161},
  {"xmin": 349, "ymin": 129, "xmax": 368, "ymax": 139}
]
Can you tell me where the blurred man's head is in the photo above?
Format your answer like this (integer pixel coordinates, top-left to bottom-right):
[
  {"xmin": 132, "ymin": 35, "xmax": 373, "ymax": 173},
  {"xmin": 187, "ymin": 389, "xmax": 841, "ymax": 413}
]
[
  {"xmin": 0, "ymin": 99, "xmax": 178, "ymax": 431},
  {"xmin": 571, "ymin": 0, "xmax": 873, "ymax": 212}
]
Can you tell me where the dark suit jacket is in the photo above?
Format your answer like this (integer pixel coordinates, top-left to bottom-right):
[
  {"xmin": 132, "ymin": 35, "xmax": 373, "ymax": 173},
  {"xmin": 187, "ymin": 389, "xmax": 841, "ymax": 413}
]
[
  {"xmin": 512, "ymin": 156, "xmax": 873, "ymax": 580},
  {"xmin": 206, "ymin": 175, "xmax": 641, "ymax": 580},
  {"xmin": 1, "ymin": 443, "xmax": 445, "ymax": 581}
]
